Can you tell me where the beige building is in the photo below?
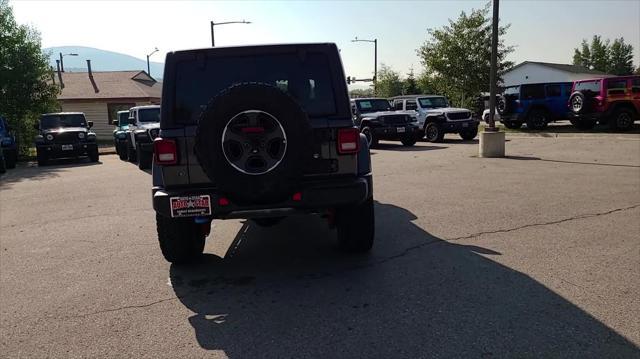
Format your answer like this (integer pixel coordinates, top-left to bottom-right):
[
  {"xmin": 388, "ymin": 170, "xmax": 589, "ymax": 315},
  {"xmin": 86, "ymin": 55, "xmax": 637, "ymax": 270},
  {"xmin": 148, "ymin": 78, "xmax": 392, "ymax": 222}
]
[{"xmin": 54, "ymin": 66, "xmax": 161, "ymax": 139}]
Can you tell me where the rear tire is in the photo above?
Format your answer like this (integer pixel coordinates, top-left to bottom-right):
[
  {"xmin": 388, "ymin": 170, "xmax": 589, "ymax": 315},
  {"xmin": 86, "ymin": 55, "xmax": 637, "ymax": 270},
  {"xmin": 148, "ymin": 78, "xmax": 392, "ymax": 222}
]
[
  {"xmin": 88, "ymin": 147, "xmax": 99, "ymax": 162},
  {"xmin": 336, "ymin": 197, "xmax": 375, "ymax": 253},
  {"xmin": 137, "ymin": 146, "xmax": 152, "ymax": 169},
  {"xmin": 424, "ymin": 122, "xmax": 444, "ymax": 143},
  {"xmin": 128, "ymin": 141, "xmax": 137, "ymax": 163},
  {"xmin": 4, "ymin": 149, "xmax": 17, "ymax": 169},
  {"xmin": 0, "ymin": 153, "xmax": 6, "ymax": 174},
  {"xmin": 459, "ymin": 127, "xmax": 478, "ymax": 141},
  {"xmin": 116, "ymin": 142, "xmax": 128, "ymax": 161},
  {"xmin": 156, "ymin": 214, "xmax": 206, "ymax": 264},
  {"xmin": 36, "ymin": 150, "xmax": 48, "ymax": 166},
  {"xmin": 401, "ymin": 137, "xmax": 416, "ymax": 146},
  {"xmin": 610, "ymin": 108, "xmax": 635, "ymax": 131},
  {"xmin": 502, "ymin": 121, "xmax": 523, "ymax": 129},
  {"xmin": 526, "ymin": 109, "xmax": 549, "ymax": 130},
  {"xmin": 361, "ymin": 126, "xmax": 378, "ymax": 148},
  {"xmin": 570, "ymin": 118, "xmax": 595, "ymax": 130}
]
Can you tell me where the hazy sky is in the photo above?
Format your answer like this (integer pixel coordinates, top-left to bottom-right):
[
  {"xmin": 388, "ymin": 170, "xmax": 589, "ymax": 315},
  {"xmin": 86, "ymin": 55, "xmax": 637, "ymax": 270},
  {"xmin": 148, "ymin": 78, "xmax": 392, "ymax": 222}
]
[{"xmin": 11, "ymin": 0, "xmax": 640, "ymax": 84}]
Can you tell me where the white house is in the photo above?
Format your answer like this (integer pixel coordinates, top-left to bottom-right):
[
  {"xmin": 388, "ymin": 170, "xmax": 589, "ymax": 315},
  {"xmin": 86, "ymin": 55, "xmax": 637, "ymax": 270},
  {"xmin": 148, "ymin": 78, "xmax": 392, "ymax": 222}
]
[{"xmin": 503, "ymin": 61, "xmax": 612, "ymax": 87}]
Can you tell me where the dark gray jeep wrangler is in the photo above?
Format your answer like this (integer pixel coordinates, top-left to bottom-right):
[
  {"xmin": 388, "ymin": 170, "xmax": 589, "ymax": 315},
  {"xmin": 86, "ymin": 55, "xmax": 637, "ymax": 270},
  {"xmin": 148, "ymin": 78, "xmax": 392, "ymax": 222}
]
[{"xmin": 152, "ymin": 43, "xmax": 374, "ymax": 264}]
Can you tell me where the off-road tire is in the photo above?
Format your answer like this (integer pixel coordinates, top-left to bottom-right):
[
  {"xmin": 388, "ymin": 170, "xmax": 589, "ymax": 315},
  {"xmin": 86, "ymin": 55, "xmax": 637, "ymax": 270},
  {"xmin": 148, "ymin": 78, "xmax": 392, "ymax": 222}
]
[
  {"xmin": 424, "ymin": 122, "xmax": 444, "ymax": 143},
  {"xmin": 156, "ymin": 214, "xmax": 206, "ymax": 264},
  {"xmin": 88, "ymin": 147, "xmax": 99, "ymax": 162},
  {"xmin": 361, "ymin": 126, "xmax": 378, "ymax": 148},
  {"xmin": 502, "ymin": 121, "xmax": 523, "ymax": 129},
  {"xmin": 497, "ymin": 95, "xmax": 511, "ymax": 115},
  {"xmin": 116, "ymin": 142, "xmax": 128, "ymax": 161},
  {"xmin": 526, "ymin": 109, "xmax": 549, "ymax": 130},
  {"xmin": 0, "ymin": 154, "xmax": 6, "ymax": 174},
  {"xmin": 195, "ymin": 83, "xmax": 313, "ymax": 205},
  {"xmin": 137, "ymin": 146, "xmax": 152, "ymax": 169},
  {"xmin": 570, "ymin": 118, "xmax": 595, "ymax": 130},
  {"xmin": 459, "ymin": 127, "xmax": 478, "ymax": 141},
  {"xmin": 610, "ymin": 108, "xmax": 635, "ymax": 131},
  {"xmin": 4, "ymin": 149, "xmax": 17, "ymax": 169},
  {"xmin": 336, "ymin": 196, "xmax": 374, "ymax": 253},
  {"xmin": 36, "ymin": 151, "xmax": 48, "ymax": 167},
  {"xmin": 127, "ymin": 140, "xmax": 137, "ymax": 163},
  {"xmin": 401, "ymin": 137, "xmax": 416, "ymax": 146}
]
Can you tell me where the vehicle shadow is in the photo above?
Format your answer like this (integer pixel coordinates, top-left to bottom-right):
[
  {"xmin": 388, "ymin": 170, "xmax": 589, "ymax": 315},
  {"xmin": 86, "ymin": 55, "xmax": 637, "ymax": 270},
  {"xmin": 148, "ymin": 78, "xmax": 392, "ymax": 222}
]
[
  {"xmin": 169, "ymin": 201, "xmax": 638, "ymax": 358},
  {"xmin": 373, "ymin": 142, "xmax": 448, "ymax": 151},
  {"xmin": 504, "ymin": 121, "xmax": 640, "ymax": 134},
  {"xmin": 0, "ymin": 158, "xmax": 101, "ymax": 189}
]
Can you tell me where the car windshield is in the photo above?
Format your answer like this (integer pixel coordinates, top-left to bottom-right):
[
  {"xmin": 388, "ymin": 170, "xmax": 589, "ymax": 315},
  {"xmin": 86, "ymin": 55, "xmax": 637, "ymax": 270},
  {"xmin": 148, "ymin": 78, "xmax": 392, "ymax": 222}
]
[
  {"xmin": 174, "ymin": 52, "xmax": 336, "ymax": 123},
  {"xmin": 40, "ymin": 114, "xmax": 87, "ymax": 129},
  {"xmin": 504, "ymin": 86, "xmax": 519, "ymax": 95},
  {"xmin": 418, "ymin": 97, "xmax": 448, "ymax": 108},
  {"xmin": 118, "ymin": 112, "xmax": 129, "ymax": 126},
  {"xmin": 356, "ymin": 99, "xmax": 392, "ymax": 113},
  {"xmin": 138, "ymin": 108, "xmax": 160, "ymax": 122},
  {"xmin": 575, "ymin": 80, "xmax": 601, "ymax": 93}
]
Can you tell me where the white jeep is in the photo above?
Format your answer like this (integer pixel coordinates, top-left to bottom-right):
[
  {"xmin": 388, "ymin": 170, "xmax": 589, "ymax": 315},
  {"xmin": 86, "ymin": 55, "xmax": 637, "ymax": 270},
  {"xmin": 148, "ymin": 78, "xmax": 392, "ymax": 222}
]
[
  {"xmin": 126, "ymin": 105, "xmax": 160, "ymax": 169},
  {"xmin": 391, "ymin": 95, "xmax": 479, "ymax": 142}
]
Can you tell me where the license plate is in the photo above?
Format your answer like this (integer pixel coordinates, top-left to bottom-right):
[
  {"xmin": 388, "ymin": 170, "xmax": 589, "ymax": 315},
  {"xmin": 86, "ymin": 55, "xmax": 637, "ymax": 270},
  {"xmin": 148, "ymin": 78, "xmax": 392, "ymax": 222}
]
[
  {"xmin": 462, "ymin": 122, "xmax": 469, "ymax": 128},
  {"xmin": 61, "ymin": 144, "xmax": 73, "ymax": 151},
  {"xmin": 170, "ymin": 195, "xmax": 212, "ymax": 218},
  {"xmin": 397, "ymin": 127, "xmax": 406, "ymax": 133}
]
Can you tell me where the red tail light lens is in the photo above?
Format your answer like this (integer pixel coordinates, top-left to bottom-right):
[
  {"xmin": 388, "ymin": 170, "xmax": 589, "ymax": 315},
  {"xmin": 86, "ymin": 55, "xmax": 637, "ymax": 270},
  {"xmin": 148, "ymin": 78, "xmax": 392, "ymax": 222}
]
[
  {"xmin": 153, "ymin": 138, "xmax": 177, "ymax": 165},
  {"xmin": 337, "ymin": 128, "xmax": 360, "ymax": 154}
]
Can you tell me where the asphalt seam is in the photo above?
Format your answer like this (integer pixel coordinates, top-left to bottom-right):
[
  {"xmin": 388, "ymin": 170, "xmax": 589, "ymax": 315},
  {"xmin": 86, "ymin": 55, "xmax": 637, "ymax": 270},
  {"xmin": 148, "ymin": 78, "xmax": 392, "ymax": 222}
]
[{"xmin": 68, "ymin": 296, "xmax": 183, "ymax": 319}]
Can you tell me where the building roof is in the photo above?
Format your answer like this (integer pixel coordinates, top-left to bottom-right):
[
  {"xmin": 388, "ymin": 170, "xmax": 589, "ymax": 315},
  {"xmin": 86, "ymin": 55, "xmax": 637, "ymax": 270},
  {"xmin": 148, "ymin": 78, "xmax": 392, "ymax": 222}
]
[
  {"xmin": 508, "ymin": 61, "xmax": 610, "ymax": 75},
  {"xmin": 54, "ymin": 70, "xmax": 162, "ymax": 100}
]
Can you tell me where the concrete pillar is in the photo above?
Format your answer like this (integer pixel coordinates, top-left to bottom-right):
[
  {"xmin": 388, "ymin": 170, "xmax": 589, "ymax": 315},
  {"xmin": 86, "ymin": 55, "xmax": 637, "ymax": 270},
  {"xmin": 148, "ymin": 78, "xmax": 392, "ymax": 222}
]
[{"xmin": 479, "ymin": 131, "xmax": 505, "ymax": 158}]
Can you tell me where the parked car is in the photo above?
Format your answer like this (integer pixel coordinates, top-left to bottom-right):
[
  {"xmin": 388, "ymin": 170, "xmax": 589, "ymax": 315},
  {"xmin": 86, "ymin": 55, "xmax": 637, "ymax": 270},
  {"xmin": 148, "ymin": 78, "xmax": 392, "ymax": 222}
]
[
  {"xmin": 497, "ymin": 82, "xmax": 573, "ymax": 130},
  {"xmin": 568, "ymin": 76, "xmax": 640, "ymax": 131},
  {"xmin": 34, "ymin": 112, "xmax": 98, "ymax": 166},
  {"xmin": 350, "ymin": 98, "xmax": 420, "ymax": 147},
  {"xmin": 0, "ymin": 116, "xmax": 18, "ymax": 169},
  {"xmin": 126, "ymin": 105, "xmax": 160, "ymax": 169},
  {"xmin": 390, "ymin": 95, "xmax": 478, "ymax": 142},
  {"xmin": 112, "ymin": 110, "xmax": 130, "ymax": 160},
  {"xmin": 152, "ymin": 43, "xmax": 374, "ymax": 264}
]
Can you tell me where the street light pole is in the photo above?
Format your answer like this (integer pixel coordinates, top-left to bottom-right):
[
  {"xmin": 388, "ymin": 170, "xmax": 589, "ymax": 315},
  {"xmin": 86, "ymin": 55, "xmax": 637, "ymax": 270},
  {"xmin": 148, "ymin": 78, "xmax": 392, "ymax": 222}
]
[
  {"xmin": 146, "ymin": 47, "xmax": 159, "ymax": 77},
  {"xmin": 59, "ymin": 52, "xmax": 78, "ymax": 72},
  {"xmin": 487, "ymin": 0, "xmax": 500, "ymax": 131},
  {"xmin": 210, "ymin": 20, "xmax": 252, "ymax": 47},
  {"xmin": 352, "ymin": 37, "xmax": 378, "ymax": 94}
]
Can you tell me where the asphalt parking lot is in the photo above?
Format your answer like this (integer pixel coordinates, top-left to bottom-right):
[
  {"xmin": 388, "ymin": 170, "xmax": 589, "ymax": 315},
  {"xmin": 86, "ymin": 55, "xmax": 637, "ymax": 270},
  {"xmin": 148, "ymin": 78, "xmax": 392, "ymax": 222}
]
[{"xmin": 1, "ymin": 132, "xmax": 639, "ymax": 358}]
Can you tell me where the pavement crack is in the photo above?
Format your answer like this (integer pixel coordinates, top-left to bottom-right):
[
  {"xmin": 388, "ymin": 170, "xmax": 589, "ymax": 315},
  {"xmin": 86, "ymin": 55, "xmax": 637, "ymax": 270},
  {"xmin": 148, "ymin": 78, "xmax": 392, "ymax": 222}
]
[
  {"xmin": 70, "ymin": 296, "xmax": 184, "ymax": 319},
  {"xmin": 444, "ymin": 204, "xmax": 640, "ymax": 242}
]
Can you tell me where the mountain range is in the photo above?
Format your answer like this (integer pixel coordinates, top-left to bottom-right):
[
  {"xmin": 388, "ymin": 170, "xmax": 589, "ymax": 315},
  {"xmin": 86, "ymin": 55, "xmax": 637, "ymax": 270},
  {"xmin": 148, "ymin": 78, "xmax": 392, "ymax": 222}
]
[{"xmin": 44, "ymin": 46, "xmax": 164, "ymax": 80}]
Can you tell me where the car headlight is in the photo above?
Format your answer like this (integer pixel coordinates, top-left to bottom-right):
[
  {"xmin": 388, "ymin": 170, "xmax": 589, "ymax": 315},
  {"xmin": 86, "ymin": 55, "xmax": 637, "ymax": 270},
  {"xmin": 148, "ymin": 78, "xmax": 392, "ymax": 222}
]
[
  {"xmin": 78, "ymin": 132, "xmax": 85, "ymax": 139},
  {"xmin": 45, "ymin": 134, "xmax": 54, "ymax": 141},
  {"xmin": 149, "ymin": 128, "xmax": 159, "ymax": 139},
  {"xmin": 409, "ymin": 116, "xmax": 418, "ymax": 123}
]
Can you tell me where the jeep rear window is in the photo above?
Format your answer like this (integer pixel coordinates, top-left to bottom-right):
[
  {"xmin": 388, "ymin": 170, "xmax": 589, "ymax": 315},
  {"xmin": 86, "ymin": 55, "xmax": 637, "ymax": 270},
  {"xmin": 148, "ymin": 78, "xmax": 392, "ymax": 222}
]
[
  {"xmin": 575, "ymin": 80, "xmax": 600, "ymax": 93},
  {"xmin": 40, "ymin": 114, "xmax": 86, "ymax": 129},
  {"xmin": 138, "ymin": 108, "xmax": 160, "ymax": 122},
  {"xmin": 174, "ymin": 53, "xmax": 336, "ymax": 123}
]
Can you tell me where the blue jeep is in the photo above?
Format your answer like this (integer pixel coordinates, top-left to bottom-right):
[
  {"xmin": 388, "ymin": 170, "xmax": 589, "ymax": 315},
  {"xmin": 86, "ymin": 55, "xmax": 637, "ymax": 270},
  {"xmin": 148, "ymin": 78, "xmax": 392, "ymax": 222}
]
[
  {"xmin": 0, "ymin": 116, "xmax": 18, "ymax": 169},
  {"xmin": 497, "ymin": 82, "xmax": 573, "ymax": 130}
]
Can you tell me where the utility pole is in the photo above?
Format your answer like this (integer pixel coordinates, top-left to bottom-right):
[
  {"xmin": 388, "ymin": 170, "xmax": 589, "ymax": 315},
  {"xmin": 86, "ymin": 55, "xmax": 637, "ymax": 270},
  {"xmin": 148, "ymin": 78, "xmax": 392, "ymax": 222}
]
[
  {"xmin": 210, "ymin": 20, "xmax": 252, "ymax": 47},
  {"xmin": 352, "ymin": 37, "xmax": 378, "ymax": 94},
  {"xmin": 487, "ymin": 0, "xmax": 500, "ymax": 131},
  {"xmin": 146, "ymin": 47, "xmax": 159, "ymax": 77}
]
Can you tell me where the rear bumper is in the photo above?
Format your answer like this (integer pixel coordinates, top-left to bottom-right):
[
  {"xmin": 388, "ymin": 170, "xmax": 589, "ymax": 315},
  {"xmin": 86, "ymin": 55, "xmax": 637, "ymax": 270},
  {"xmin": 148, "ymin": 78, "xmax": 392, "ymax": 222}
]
[
  {"xmin": 441, "ymin": 120, "xmax": 478, "ymax": 133},
  {"xmin": 153, "ymin": 175, "xmax": 372, "ymax": 219},
  {"xmin": 36, "ymin": 143, "xmax": 97, "ymax": 158}
]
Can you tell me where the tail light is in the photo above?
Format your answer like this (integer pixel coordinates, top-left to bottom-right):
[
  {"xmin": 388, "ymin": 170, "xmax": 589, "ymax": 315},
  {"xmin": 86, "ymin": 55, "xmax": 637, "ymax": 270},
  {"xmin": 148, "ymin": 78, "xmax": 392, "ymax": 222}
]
[
  {"xmin": 337, "ymin": 128, "xmax": 360, "ymax": 154},
  {"xmin": 153, "ymin": 138, "xmax": 177, "ymax": 165}
]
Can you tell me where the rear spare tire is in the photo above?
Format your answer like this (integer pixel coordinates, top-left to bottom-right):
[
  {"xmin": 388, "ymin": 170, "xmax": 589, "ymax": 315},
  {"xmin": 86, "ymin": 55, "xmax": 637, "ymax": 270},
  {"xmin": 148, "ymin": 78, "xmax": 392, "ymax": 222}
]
[
  {"xmin": 195, "ymin": 83, "xmax": 312, "ymax": 204},
  {"xmin": 569, "ymin": 92, "xmax": 589, "ymax": 114}
]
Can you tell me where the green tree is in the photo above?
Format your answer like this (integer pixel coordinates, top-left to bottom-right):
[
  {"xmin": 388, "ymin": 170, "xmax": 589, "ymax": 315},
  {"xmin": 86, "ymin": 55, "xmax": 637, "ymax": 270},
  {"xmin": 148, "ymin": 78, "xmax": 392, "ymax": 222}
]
[
  {"xmin": 375, "ymin": 64, "xmax": 403, "ymax": 97},
  {"xmin": 402, "ymin": 69, "xmax": 420, "ymax": 95},
  {"xmin": 417, "ymin": 5, "xmax": 514, "ymax": 109},
  {"xmin": 572, "ymin": 35, "xmax": 635, "ymax": 75},
  {"xmin": 349, "ymin": 88, "xmax": 374, "ymax": 98},
  {"xmin": 608, "ymin": 38, "xmax": 634, "ymax": 75},
  {"xmin": 572, "ymin": 40, "xmax": 591, "ymax": 69},
  {"xmin": 0, "ymin": 0, "xmax": 59, "ymax": 154}
]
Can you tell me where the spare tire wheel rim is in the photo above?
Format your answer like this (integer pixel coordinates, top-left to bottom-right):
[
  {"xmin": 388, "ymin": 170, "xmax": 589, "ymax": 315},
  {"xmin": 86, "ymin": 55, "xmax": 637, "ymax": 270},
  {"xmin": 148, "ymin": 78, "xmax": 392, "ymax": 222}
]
[
  {"xmin": 221, "ymin": 110, "xmax": 287, "ymax": 175},
  {"xmin": 572, "ymin": 96, "xmax": 583, "ymax": 112}
]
